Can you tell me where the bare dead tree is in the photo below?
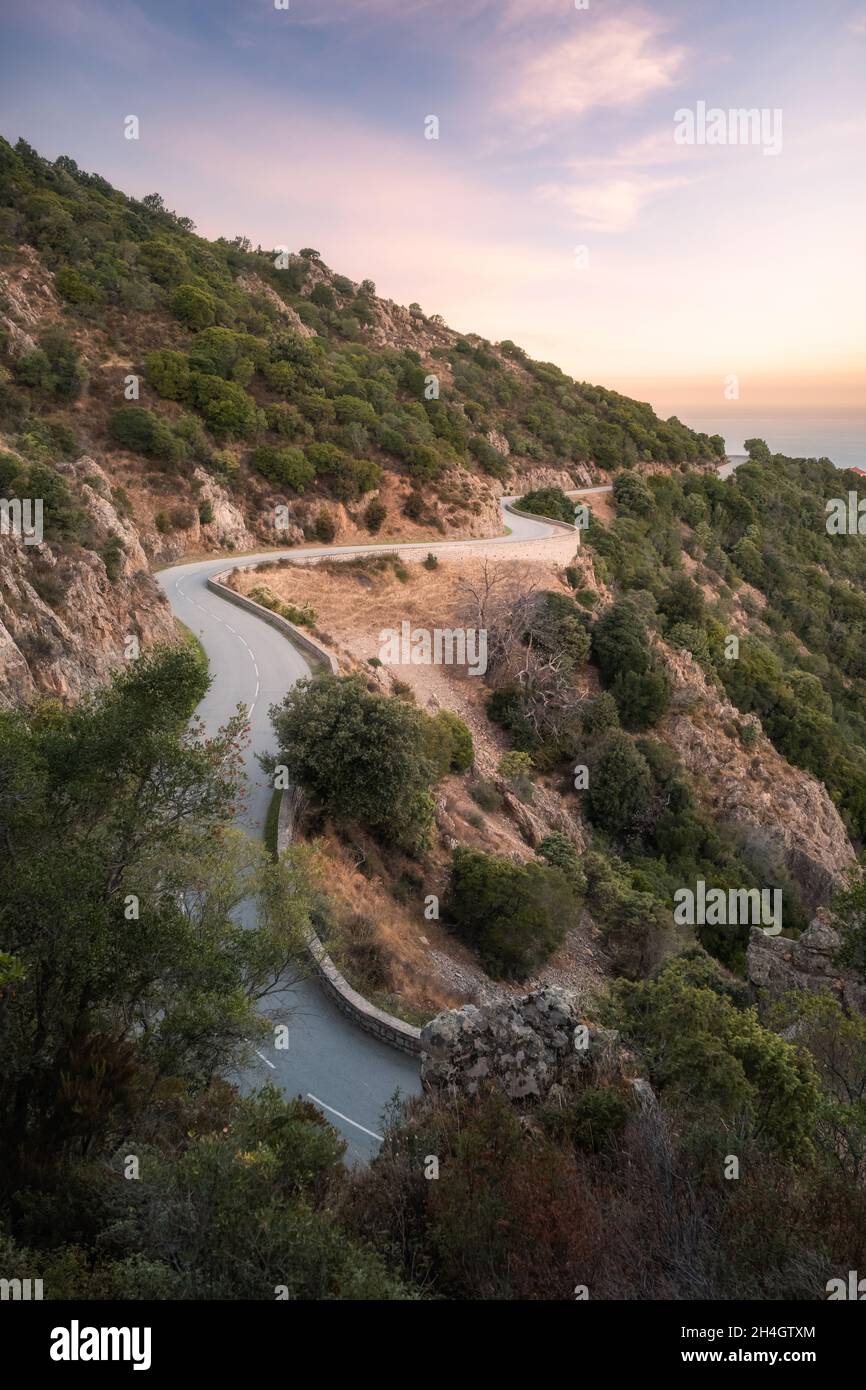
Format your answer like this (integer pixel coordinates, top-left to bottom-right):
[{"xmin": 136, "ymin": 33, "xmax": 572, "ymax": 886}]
[
  {"xmin": 473, "ymin": 577, "xmax": 589, "ymax": 744},
  {"xmin": 456, "ymin": 559, "xmax": 512, "ymax": 631}
]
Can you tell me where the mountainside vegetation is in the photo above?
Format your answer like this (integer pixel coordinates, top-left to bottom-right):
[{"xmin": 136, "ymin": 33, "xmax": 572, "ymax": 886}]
[
  {"xmin": 0, "ymin": 135, "xmax": 722, "ymax": 567},
  {"xmin": 3, "ymin": 136, "xmax": 866, "ymax": 1304}
]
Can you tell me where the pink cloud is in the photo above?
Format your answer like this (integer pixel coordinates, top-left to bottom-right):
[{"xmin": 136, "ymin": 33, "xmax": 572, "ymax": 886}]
[
  {"xmin": 538, "ymin": 172, "xmax": 689, "ymax": 232},
  {"xmin": 507, "ymin": 15, "xmax": 687, "ymax": 124}
]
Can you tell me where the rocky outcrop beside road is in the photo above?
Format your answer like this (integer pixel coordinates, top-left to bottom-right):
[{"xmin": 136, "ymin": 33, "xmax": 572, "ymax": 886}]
[
  {"xmin": 0, "ymin": 454, "xmax": 176, "ymax": 706},
  {"xmin": 420, "ymin": 986, "xmax": 651, "ymax": 1103}
]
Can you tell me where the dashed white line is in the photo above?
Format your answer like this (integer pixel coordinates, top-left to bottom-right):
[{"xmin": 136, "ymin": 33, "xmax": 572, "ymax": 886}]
[
  {"xmin": 306, "ymin": 1093, "xmax": 383, "ymax": 1142},
  {"xmin": 175, "ymin": 579, "xmax": 261, "ymax": 709},
  {"xmin": 255, "ymin": 1050, "xmax": 276, "ymax": 1070}
]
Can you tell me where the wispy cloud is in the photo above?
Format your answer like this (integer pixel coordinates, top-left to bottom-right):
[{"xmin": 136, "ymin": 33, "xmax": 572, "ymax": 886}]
[
  {"xmin": 506, "ymin": 15, "xmax": 687, "ymax": 125},
  {"xmin": 539, "ymin": 172, "xmax": 689, "ymax": 233}
]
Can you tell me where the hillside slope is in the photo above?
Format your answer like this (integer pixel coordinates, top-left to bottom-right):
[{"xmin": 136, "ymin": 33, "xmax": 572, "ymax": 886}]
[{"xmin": 0, "ymin": 135, "xmax": 721, "ymax": 700}]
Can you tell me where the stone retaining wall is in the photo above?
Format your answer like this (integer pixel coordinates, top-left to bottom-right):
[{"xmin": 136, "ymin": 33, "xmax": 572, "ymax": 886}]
[
  {"xmin": 276, "ymin": 794, "xmax": 422, "ymax": 1055},
  {"xmin": 207, "ymin": 566, "xmax": 422, "ymax": 1055},
  {"xmin": 207, "ymin": 571, "xmax": 339, "ymax": 674},
  {"xmin": 503, "ymin": 499, "xmax": 581, "ymax": 538}
]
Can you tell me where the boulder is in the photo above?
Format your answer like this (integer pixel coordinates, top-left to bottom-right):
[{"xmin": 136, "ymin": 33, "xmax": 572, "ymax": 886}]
[
  {"xmin": 747, "ymin": 916, "xmax": 866, "ymax": 1013},
  {"xmin": 421, "ymin": 987, "xmax": 638, "ymax": 1100}
]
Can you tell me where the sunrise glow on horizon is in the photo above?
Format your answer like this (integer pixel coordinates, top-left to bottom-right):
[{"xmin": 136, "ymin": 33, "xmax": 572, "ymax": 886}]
[{"xmin": 1, "ymin": 0, "xmax": 864, "ymax": 425}]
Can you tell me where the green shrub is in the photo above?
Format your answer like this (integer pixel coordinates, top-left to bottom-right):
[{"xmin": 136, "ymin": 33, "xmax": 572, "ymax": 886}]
[
  {"xmin": 606, "ymin": 957, "xmax": 820, "ymax": 1155},
  {"xmin": 446, "ymin": 847, "xmax": 577, "ymax": 979},
  {"xmin": 539, "ymin": 1086, "xmax": 630, "ymax": 1153},
  {"xmin": 310, "ymin": 283, "xmax": 335, "ymax": 310},
  {"xmin": 250, "ymin": 585, "xmax": 316, "ymax": 628},
  {"xmin": 592, "ymin": 598, "xmax": 670, "ymax": 730},
  {"xmin": 516, "ymin": 487, "xmax": 574, "ymax": 525},
  {"xmin": 426, "ymin": 709, "xmax": 474, "ymax": 774},
  {"xmin": 266, "ymin": 673, "xmax": 440, "ymax": 852},
  {"xmin": 26, "ymin": 462, "xmax": 81, "ymax": 540},
  {"xmin": 334, "ymin": 395, "xmax": 377, "ymax": 428},
  {"xmin": 403, "ymin": 491, "xmax": 425, "ymax": 521},
  {"xmin": 249, "ymin": 445, "xmax": 314, "ymax": 493},
  {"xmin": 537, "ymin": 832, "xmax": 586, "ymax": 893},
  {"xmin": 586, "ymin": 731, "xmax": 652, "ymax": 838},
  {"xmin": 498, "ymin": 750, "xmax": 535, "ymax": 802},
  {"xmin": 174, "ymin": 413, "xmax": 210, "ymax": 461},
  {"xmin": 188, "ymin": 374, "xmax": 263, "ymax": 439},
  {"xmin": 100, "ymin": 536, "xmax": 125, "ymax": 582},
  {"xmin": 145, "ymin": 348, "xmax": 192, "ymax": 401},
  {"xmin": 469, "ymin": 434, "xmax": 509, "ymax": 479},
  {"xmin": 313, "ymin": 509, "xmax": 336, "ymax": 543},
  {"xmin": 15, "ymin": 327, "xmax": 86, "ymax": 400},
  {"xmin": 108, "ymin": 407, "xmax": 183, "ymax": 465},
  {"xmin": 207, "ymin": 450, "xmax": 240, "ymax": 485},
  {"xmin": 55, "ymin": 265, "xmax": 100, "ymax": 306},
  {"xmin": 613, "ymin": 470, "xmax": 653, "ymax": 515},
  {"xmin": 0, "ymin": 450, "xmax": 24, "ymax": 493},
  {"xmin": 469, "ymin": 779, "xmax": 503, "ymax": 813},
  {"xmin": 364, "ymin": 499, "xmax": 386, "ymax": 533},
  {"xmin": 171, "ymin": 283, "xmax": 216, "ymax": 329},
  {"xmin": 582, "ymin": 849, "xmax": 670, "ymax": 979}
]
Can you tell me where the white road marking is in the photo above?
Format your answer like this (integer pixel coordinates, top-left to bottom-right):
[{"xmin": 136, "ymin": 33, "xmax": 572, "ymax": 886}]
[
  {"xmin": 255, "ymin": 1050, "xmax": 276, "ymax": 1070},
  {"xmin": 176, "ymin": 580, "xmax": 261, "ymax": 706},
  {"xmin": 306, "ymin": 1093, "xmax": 383, "ymax": 1142}
]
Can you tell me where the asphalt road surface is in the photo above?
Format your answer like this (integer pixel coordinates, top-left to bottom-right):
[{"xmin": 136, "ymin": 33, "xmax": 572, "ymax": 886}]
[{"xmin": 157, "ymin": 495, "xmax": 566, "ymax": 1161}]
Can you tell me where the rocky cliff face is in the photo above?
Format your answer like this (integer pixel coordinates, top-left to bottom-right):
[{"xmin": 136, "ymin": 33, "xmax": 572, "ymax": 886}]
[
  {"xmin": 748, "ymin": 918, "xmax": 866, "ymax": 1013},
  {"xmin": 0, "ymin": 243, "xmax": 61, "ymax": 358},
  {"xmin": 0, "ymin": 453, "xmax": 176, "ymax": 707},
  {"xmin": 660, "ymin": 644, "xmax": 855, "ymax": 913}
]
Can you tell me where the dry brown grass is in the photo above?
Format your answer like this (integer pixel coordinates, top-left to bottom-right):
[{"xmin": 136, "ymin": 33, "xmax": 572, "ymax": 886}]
[{"xmin": 241, "ymin": 540, "xmax": 610, "ymax": 1007}]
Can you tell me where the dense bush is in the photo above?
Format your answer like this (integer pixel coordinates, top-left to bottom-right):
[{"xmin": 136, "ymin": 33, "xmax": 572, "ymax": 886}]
[
  {"xmin": 585, "ymin": 731, "xmax": 652, "ymax": 838},
  {"xmin": 514, "ymin": 487, "xmax": 575, "ymax": 525},
  {"xmin": 425, "ymin": 709, "xmax": 474, "ymax": 774},
  {"xmin": 249, "ymin": 444, "xmax": 314, "ymax": 492},
  {"xmin": 612, "ymin": 470, "xmax": 653, "ymax": 516},
  {"xmin": 14, "ymin": 327, "xmax": 86, "ymax": 400},
  {"xmin": 108, "ymin": 406, "xmax": 184, "ymax": 464},
  {"xmin": 313, "ymin": 508, "xmax": 336, "ymax": 542},
  {"xmin": 446, "ymin": 846, "xmax": 578, "ymax": 978},
  {"xmin": 606, "ymin": 956, "xmax": 820, "ymax": 1155},
  {"xmin": 188, "ymin": 374, "xmax": 263, "ymax": 438},
  {"xmin": 266, "ymin": 673, "xmax": 447, "ymax": 852},
  {"xmin": 591, "ymin": 598, "xmax": 670, "ymax": 729},
  {"xmin": 170, "ymin": 283, "xmax": 217, "ymax": 329},
  {"xmin": 145, "ymin": 348, "xmax": 192, "ymax": 400},
  {"xmin": 364, "ymin": 498, "xmax": 387, "ymax": 533}
]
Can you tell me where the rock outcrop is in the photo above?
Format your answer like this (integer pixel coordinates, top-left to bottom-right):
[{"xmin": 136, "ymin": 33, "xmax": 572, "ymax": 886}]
[
  {"xmin": 748, "ymin": 918, "xmax": 866, "ymax": 1013},
  {"xmin": 661, "ymin": 644, "xmax": 855, "ymax": 912},
  {"xmin": 0, "ymin": 244, "xmax": 61, "ymax": 356},
  {"xmin": 0, "ymin": 454, "xmax": 176, "ymax": 707},
  {"xmin": 235, "ymin": 270, "xmax": 317, "ymax": 339},
  {"xmin": 420, "ymin": 987, "xmax": 644, "ymax": 1101}
]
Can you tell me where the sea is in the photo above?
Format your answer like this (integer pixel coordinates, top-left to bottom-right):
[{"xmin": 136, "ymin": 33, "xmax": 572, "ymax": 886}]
[{"xmin": 680, "ymin": 408, "xmax": 865, "ymax": 472}]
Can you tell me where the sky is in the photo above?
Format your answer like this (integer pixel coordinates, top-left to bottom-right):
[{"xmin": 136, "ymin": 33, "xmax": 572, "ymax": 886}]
[{"xmin": 1, "ymin": 0, "xmax": 864, "ymax": 435}]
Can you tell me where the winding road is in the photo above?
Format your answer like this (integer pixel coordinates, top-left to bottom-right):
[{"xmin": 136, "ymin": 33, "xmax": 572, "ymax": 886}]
[
  {"xmin": 159, "ymin": 464, "xmax": 739, "ymax": 1159},
  {"xmin": 158, "ymin": 493, "xmax": 580, "ymax": 1160}
]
